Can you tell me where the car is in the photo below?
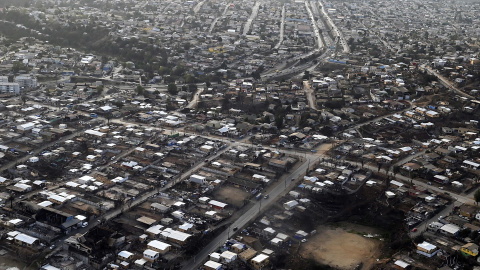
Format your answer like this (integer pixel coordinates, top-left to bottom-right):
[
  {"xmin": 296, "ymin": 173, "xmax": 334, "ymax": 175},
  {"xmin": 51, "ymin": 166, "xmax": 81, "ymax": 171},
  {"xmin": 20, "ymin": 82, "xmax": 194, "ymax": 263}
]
[
  {"xmin": 411, "ymin": 228, "xmax": 418, "ymax": 232},
  {"xmin": 439, "ymin": 187, "xmax": 444, "ymax": 190},
  {"xmin": 291, "ymin": 178, "xmax": 295, "ymax": 181},
  {"xmin": 301, "ymin": 239, "xmax": 308, "ymax": 243},
  {"xmin": 81, "ymin": 222, "xmax": 88, "ymax": 228},
  {"xmin": 427, "ymin": 182, "xmax": 432, "ymax": 185},
  {"xmin": 264, "ymin": 195, "xmax": 269, "ymax": 199},
  {"xmin": 49, "ymin": 245, "xmax": 55, "ymax": 250},
  {"xmin": 233, "ymin": 227, "xmax": 238, "ymax": 232}
]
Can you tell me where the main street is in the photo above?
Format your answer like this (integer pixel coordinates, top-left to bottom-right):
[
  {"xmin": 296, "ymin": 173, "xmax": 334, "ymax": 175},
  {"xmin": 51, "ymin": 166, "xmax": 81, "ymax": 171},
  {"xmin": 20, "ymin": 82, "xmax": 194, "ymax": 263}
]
[
  {"xmin": 425, "ymin": 67, "xmax": 475, "ymax": 99},
  {"xmin": 180, "ymin": 145, "xmax": 317, "ymax": 270}
]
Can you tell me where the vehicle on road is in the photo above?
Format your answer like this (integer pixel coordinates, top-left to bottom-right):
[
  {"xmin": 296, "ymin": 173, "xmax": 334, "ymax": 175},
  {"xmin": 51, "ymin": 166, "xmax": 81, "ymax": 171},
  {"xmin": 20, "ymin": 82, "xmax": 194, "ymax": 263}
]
[
  {"xmin": 233, "ymin": 227, "xmax": 238, "ymax": 231},
  {"xmin": 264, "ymin": 194, "xmax": 269, "ymax": 199},
  {"xmin": 411, "ymin": 228, "xmax": 418, "ymax": 232}
]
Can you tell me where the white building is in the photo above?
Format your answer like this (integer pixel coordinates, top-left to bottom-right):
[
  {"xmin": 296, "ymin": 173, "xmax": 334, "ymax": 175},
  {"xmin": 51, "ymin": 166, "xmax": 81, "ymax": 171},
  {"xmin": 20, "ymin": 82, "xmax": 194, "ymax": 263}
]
[
  {"xmin": 0, "ymin": 82, "xmax": 20, "ymax": 94},
  {"xmin": 15, "ymin": 76, "xmax": 37, "ymax": 88}
]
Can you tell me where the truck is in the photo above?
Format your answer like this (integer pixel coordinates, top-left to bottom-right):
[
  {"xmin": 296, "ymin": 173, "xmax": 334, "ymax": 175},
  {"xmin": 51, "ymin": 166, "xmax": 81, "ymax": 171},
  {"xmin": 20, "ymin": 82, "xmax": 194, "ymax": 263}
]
[{"xmin": 255, "ymin": 193, "xmax": 262, "ymax": 200}]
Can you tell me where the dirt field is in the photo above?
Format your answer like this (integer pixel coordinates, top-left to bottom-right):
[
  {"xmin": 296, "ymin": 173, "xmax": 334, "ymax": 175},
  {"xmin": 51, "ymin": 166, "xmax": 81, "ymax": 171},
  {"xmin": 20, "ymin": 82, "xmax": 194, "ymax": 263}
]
[
  {"xmin": 300, "ymin": 222, "xmax": 382, "ymax": 270},
  {"xmin": 212, "ymin": 185, "xmax": 251, "ymax": 208}
]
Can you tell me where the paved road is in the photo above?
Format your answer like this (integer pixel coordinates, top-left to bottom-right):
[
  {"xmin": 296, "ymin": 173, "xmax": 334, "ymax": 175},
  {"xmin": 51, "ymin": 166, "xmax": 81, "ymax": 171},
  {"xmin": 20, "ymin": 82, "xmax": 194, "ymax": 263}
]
[
  {"xmin": 410, "ymin": 203, "xmax": 457, "ymax": 238},
  {"xmin": 425, "ymin": 67, "xmax": 475, "ymax": 99},
  {"xmin": 317, "ymin": 0, "xmax": 349, "ymax": 53},
  {"xmin": 274, "ymin": 5, "xmax": 286, "ymax": 49},
  {"xmin": 193, "ymin": 0, "xmax": 207, "ymax": 14},
  {"xmin": 305, "ymin": 1, "xmax": 323, "ymax": 51},
  {"xmin": 209, "ymin": 3, "xmax": 230, "ymax": 33},
  {"xmin": 243, "ymin": 1, "xmax": 262, "ymax": 36},
  {"xmin": 181, "ymin": 152, "xmax": 315, "ymax": 270},
  {"xmin": 347, "ymin": 160, "xmax": 474, "ymax": 204},
  {"xmin": 303, "ymin": 80, "xmax": 319, "ymax": 111},
  {"xmin": 186, "ymin": 86, "xmax": 205, "ymax": 109}
]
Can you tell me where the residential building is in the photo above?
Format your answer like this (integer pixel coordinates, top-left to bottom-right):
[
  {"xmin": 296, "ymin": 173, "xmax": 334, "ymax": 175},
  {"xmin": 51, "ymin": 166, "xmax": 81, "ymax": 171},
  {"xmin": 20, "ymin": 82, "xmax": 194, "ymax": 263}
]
[
  {"xmin": 14, "ymin": 76, "xmax": 37, "ymax": 88},
  {"xmin": 0, "ymin": 82, "xmax": 20, "ymax": 94}
]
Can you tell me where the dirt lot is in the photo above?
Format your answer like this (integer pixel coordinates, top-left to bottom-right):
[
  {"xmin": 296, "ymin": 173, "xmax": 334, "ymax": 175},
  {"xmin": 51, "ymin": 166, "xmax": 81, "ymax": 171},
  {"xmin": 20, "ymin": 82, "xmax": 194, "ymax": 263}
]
[
  {"xmin": 300, "ymin": 222, "xmax": 383, "ymax": 270},
  {"xmin": 212, "ymin": 185, "xmax": 251, "ymax": 208}
]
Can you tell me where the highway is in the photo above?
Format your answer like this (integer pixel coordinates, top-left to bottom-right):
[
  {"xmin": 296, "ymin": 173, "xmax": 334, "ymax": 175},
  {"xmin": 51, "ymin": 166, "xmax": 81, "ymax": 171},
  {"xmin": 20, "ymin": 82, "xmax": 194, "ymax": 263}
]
[
  {"xmin": 317, "ymin": 0, "xmax": 349, "ymax": 54},
  {"xmin": 305, "ymin": 1, "xmax": 324, "ymax": 51}
]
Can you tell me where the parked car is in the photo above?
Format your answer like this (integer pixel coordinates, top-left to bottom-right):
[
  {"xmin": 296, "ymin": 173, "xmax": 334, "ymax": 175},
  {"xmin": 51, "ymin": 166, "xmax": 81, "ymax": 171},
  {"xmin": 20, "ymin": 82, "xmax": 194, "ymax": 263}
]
[{"xmin": 411, "ymin": 228, "xmax": 418, "ymax": 232}]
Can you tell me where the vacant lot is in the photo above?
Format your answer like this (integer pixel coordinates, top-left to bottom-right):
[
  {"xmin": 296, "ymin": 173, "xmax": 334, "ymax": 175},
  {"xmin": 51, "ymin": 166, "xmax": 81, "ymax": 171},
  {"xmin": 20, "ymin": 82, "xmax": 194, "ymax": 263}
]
[
  {"xmin": 300, "ymin": 223, "xmax": 382, "ymax": 270},
  {"xmin": 213, "ymin": 185, "xmax": 251, "ymax": 208}
]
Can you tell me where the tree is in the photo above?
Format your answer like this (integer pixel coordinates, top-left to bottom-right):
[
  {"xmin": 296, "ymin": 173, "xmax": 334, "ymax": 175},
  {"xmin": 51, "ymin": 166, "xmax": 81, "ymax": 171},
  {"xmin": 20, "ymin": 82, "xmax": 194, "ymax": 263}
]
[
  {"xmin": 474, "ymin": 189, "xmax": 480, "ymax": 205},
  {"xmin": 20, "ymin": 95, "xmax": 27, "ymax": 105},
  {"xmin": 96, "ymin": 85, "xmax": 104, "ymax": 95},
  {"xmin": 168, "ymin": 83, "xmax": 178, "ymax": 95},
  {"xmin": 136, "ymin": 85, "xmax": 145, "ymax": 95}
]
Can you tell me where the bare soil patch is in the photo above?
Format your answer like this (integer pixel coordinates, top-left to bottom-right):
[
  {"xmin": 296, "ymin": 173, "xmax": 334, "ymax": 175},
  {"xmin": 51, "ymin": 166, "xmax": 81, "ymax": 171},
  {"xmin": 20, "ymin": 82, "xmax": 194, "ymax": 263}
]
[
  {"xmin": 300, "ymin": 223, "xmax": 382, "ymax": 270},
  {"xmin": 212, "ymin": 185, "xmax": 251, "ymax": 208}
]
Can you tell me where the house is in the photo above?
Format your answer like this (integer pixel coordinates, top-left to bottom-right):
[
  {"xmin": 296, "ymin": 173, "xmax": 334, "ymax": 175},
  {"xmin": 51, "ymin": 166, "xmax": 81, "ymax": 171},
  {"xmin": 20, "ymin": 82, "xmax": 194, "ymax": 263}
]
[
  {"xmin": 160, "ymin": 228, "xmax": 191, "ymax": 245},
  {"xmin": 145, "ymin": 225, "xmax": 164, "ymax": 238},
  {"xmin": 209, "ymin": 200, "xmax": 227, "ymax": 210},
  {"xmin": 204, "ymin": 260, "xmax": 222, "ymax": 270},
  {"xmin": 439, "ymin": 224, "xmax": 460, "ymax": 236},
  {"xmin": 147, "ymin": 240, "xmax": 171, "ymax": 254},
  {"xmin": 14, "ymin": 233, "xmax": 38, "ymax": 248},
  {"xmin": 394, "ymin": 260, "xmax": 411, "ymax": 270},
  {"xmin": 251, "ymin": 254, "xmax": 269, "ymax": 269},
  {"xmin": 461, "ymin": 243, "xmax": 479, "ymax": 257},
  {"xmin": 151, "ymin": 203, "xmax": 169, "ymax": 213},
  {"xmin": 190, "ymin": 174, "xmax": 207, "ymax": 185},
  {"xmin": 220, "ymin": 251, "xmax": 238, "ymax": 263},
  {"xmin": 117, "ymin": 251, "xmax": 134, "ymax": 262},
  {"xmin": 416, "ymin": 241, "xmax": 439, "ymax": 257},
  {"xmin": 459, "ymin": 205, "xmax": 477, "ymax": 219},
  {"xmin": 283, "ymin": 200, "xmax": 299, "ymax": 210},
  {"xmin": 143, "ymin": 249, "xmax": 159, "ymax": 262},
  {"xmin": 402, "ymin": 162, "xmax": 421, "ymax": 171}
]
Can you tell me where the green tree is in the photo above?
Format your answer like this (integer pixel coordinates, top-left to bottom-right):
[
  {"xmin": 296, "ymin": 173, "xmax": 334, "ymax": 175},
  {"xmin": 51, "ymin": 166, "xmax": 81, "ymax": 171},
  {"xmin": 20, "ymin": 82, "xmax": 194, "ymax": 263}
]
[
  {"xmin": 136, "ymin": 85, "xmax": 145, "ymax": 95},
  {"xmin": 167, "ymin": 83, "xmax": 178, "ymax": 95},
  {"xmin": 20, "ymin": 95, "xmax": 27, "ymax": 105},
  {"xmin": 96, "ymin": 85, "xmax": 104, "ymax": 95}
]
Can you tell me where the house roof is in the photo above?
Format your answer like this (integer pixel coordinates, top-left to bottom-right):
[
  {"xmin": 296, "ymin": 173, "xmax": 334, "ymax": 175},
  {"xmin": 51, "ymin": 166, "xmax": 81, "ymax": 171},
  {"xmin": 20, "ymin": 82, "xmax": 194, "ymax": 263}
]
[
  {"xmin": 252, "ymin": 254, "xmax": 269, "ymax": 263},
  {"xmin": 118, "ymin": 250, "xmax": 133, "ymax": 258},
  {"xmin": 143, "ymin": 249, "xmax": 159, "ymax": 257},
  {"xmin": 14, "ymin": 233, "xmax": 38, "ymax": 244},
  {"xmin": 418, "ymin": 241, "xmax": 437, "ymax": 251},
  {"xmin": 147, "ymin": 240, "xmax": 171, "ymax": 251},
  {"xmin": 204, "ymin": 261, "xmax": 222, "ymax": 269}
]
